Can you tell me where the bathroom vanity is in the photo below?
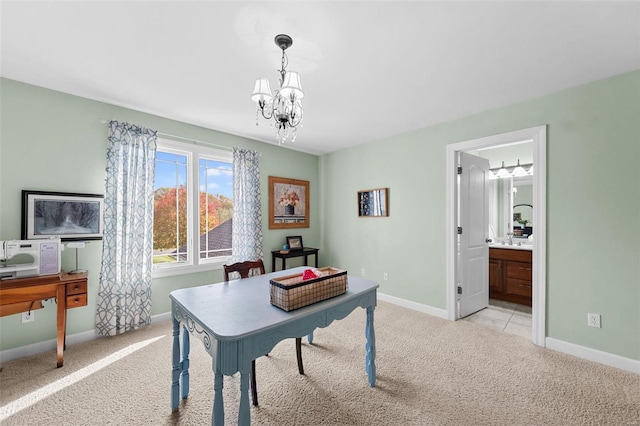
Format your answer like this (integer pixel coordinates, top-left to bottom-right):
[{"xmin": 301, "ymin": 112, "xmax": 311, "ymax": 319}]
[{"xmin": 489, "ymin": 246, "xmax": 532, "ymax": 306}]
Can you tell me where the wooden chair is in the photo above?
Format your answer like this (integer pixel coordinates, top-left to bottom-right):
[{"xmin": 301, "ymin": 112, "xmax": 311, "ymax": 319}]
[{"xmin": 223, "ymin": 259, "xmax": 304, "ymax": 406}]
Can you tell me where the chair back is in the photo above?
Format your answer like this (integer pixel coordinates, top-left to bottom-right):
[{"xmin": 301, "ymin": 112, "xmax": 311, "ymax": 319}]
[{"xmin": 223, "ymin": 259, "xmax": 265, "ymax": 281}]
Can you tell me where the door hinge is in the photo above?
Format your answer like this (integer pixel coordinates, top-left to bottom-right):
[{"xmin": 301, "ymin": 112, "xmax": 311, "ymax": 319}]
[
  {"xmin": 457, "ymin": 227, "xmax": 462, "ymax": 235},
  {"xmin": 457, "ymin": 286, "xmax": 462, "ymax": 295},
  {"xmin": 457, "ymin": 166, "xmax": 462, "ymax": 174}
]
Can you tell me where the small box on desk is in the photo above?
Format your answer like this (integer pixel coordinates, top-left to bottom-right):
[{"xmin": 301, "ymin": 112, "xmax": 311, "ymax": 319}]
[{"xmin": 270, "ymin": 267, "xmax": 348, "ymax": 311}]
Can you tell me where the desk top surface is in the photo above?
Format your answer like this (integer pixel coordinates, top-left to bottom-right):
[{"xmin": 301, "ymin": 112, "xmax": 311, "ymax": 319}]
[
  {"xmin": 0, "ymin": 271, "xmax": 88, "ymax": 290},
  {"xmin": 170, "ymin": 267, "xmax": 378, "ymax": 340},
  {"xmin": 271, "ymin": 247, "xmax": 318, "ymax": 254}
]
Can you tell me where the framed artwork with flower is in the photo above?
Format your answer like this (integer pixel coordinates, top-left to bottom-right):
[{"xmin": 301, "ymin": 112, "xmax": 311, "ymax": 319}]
[{"xmin": 269, "ymin": 176, "xmax": 309, "ymax": 229}]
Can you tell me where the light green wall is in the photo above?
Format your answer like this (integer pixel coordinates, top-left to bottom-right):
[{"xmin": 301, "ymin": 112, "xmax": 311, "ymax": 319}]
[
  {"xmin": 0, "ymin": 78, "xmax": 320, "ymax": 350},
  {"xmin": 321, "ymin": 70, "xmax": 640, "ymax": 360}
]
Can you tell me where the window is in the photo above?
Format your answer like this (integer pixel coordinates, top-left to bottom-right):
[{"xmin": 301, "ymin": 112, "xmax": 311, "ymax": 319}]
[{"xmin": 152, "ymin": 139, "xmax": 233, "ymax": 276}]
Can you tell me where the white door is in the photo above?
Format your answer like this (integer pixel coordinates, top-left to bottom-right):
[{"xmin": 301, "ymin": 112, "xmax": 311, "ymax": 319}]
[{"xmin": 457, "ymin": 151, "xmax": 490, "ymax": 318}]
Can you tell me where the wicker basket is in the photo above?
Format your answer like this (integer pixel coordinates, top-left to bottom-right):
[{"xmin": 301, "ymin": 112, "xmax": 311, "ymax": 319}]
[{"xmin": 270, "ymin": 267, "xmax": 348, "ymax": 311}]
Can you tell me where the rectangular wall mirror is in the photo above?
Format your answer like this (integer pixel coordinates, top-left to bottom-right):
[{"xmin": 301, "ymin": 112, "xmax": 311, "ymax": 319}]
[{"xmin": 358, "ymin": 188, "xmax": 389, "ymax": 217}]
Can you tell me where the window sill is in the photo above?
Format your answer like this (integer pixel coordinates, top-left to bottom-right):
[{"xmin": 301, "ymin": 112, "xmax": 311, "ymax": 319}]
[{"xmin": 152, "ymin": 258, "xmax": 230, "ymax": 278}]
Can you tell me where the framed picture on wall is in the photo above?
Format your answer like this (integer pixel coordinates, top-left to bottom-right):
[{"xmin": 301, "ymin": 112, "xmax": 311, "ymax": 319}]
[
  {"xmin": 21, "ymin": 190, "xmax": 104, "ymax": 241},
  {"xmin": 269, "ymin": 176, "xmax": 309, "ymax": 229},
  {"xmin": 357, "ymin": 188, "xmax": 389, "ymax": 217}
]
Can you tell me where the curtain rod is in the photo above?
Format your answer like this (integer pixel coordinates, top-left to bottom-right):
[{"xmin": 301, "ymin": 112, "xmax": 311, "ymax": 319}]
[
  {"xmin": 156, "ymin": 131, "xmax": 233, "ymax": 152},
  {"xmin": 100, "ymin": 119, "xmax": 259, "ymax": 154}
]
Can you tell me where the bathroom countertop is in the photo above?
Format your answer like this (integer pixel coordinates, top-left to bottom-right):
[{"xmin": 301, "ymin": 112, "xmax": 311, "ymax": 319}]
[{"xmin": 489, "ymin": 243, "xmax": 532, "ymax": 251}]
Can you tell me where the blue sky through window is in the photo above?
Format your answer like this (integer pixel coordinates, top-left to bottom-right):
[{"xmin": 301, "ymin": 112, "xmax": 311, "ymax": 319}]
[
  {"xmin": 199, "ymin": 159, "xmax": 233, "ymax": 199},
  {"xmin": 154, "ymin": 152, "xmax": 233, "ymax": 199}
]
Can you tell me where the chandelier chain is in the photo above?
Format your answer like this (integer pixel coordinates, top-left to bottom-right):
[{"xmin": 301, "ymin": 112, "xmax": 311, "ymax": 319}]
[{"xmin": 279, "ymin": 50, "xmax": 288, "ymax": 84}]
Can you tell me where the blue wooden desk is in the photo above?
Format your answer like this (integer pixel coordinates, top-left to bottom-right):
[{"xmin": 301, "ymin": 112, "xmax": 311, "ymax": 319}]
[{"xmin": 170, "ymin": 267, "xmax": 379, "ymax": 425}]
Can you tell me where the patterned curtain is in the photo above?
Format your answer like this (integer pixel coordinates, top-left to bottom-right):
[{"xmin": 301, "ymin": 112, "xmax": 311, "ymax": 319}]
[
  {"xmin": 232, "ymin": 148, "xmax": 263, "ymax": 263},
  {"xmin": 95, "ymin": 121, "xmax": 157, "ymax": 336}
]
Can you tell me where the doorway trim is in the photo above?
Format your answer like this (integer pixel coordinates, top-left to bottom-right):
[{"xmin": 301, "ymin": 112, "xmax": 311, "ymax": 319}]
[{"xmin": 445, "ymin": 125, "xmax": 547, "ymax": 346}]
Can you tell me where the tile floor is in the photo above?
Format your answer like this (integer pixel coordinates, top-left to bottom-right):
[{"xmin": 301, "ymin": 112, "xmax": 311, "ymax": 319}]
[{"xmin": 462, "ymin": 299, "xmax": 532, "ymax": 339}]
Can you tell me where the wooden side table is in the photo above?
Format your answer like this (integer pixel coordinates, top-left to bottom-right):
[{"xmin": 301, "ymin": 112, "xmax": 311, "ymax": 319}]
[
  {"xmin": 0, "ymin": 272, "xmax": 88, "ymax": 367},
  {"xmin": 271, "ymin": 247, "xmax": 319, "ymax": 272}
]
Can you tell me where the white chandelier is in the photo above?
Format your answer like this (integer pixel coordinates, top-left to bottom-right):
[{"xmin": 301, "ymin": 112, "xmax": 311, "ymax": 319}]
[{"xmin": 251, "ymin": 34, "xmax": 304, "ymax": 145}]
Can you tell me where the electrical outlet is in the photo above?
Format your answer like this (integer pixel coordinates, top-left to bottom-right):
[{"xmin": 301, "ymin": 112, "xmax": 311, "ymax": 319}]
[
  {"xmin": 383, "ymin": 272, "xmax": 388, "ymax": 281},
  {"xmin": 361, "ymin": 268, "xmax": 366, "ymax": 277},
  {"xmin": 22, "ymin": 311, "xmax": 34, "ymax": 323},
  {"xmin": 587, "ymin": 313, "xmax": 601, "ymax": 328}
]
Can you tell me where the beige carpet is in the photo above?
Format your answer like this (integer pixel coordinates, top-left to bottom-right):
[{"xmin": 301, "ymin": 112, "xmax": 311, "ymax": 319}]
[{"xmin": 0, "ymin": 301, "xmax": 638, "ymax": 425}]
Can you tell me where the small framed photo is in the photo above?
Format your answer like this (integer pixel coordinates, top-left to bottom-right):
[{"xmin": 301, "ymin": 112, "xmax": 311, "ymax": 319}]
[
  {"xmin": 286, "ymin": 236, "xmax": 304, "ymax": 251},
  {"xmin": 22, "ymin": 190, "xmax": 104, "ymax": 241},
  {"xmin": 358, "ymin": 188, "xmax": 389, "ymax": 217}
]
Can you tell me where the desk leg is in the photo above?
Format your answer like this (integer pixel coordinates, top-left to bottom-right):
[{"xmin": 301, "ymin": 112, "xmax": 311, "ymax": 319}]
[
  {"xmin": 213, "ymin": 370, "xmax": 224, "ymax": 426},
  {"xmin": 181, "ymin": 326, "xmax": 190, "ymax": 399},
  {"xmin": 365, "ymin": 305, "xmax": 376, "ymax": 387},
  {"xmin": 314, "ymin": 253, "xmax": 318, "ymax": 268},
  {"xmin": 171, "ymin": 315, "xmax": 181, "ymax": 411},
  {"xmin": 271, "ymin": 255, "xmax": 276, "ymax": 273},
  {"xmin": 281, "ymin": 259, "xmax": 286, "ymax": 271},
  {"xmin": 303, "ymin": 255, "xmax": 309, "ymax": 266},
  {"xmin": 56, "ymin": 284, "xmax": 66, "ymax": 368},
  {"xmin": 238, "ymin": 364, "xmax": 251, "ymax": 425}
]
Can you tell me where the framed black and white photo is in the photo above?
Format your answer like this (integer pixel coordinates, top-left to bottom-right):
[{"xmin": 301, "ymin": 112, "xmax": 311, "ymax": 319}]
[
  {"xmin": 22, "ymin": 190, "xmax": 104, "ymax": 241},
  {"xmin": 286, "ymin": 235, "xmax": 304, "ymax": 250}
]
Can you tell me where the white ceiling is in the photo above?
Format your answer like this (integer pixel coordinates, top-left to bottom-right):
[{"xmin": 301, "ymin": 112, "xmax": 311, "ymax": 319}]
[{"xmin": 2, "ymin": 1, "xmax": 639, "ymax": 155}]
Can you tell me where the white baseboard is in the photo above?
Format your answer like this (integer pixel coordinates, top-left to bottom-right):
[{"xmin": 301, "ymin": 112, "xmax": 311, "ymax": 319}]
[
  {"xmin": 546, "ymin": 337, "xmax": 639, "ymax": 375},
  {"xmin": 377, "ymin": 292, "xmax": 449, "ymax": 319},
  {"xmin": 0, "ymin": 312, "xmax": 172, "ymax": 364},
  {"xmin": 152, "ymin": 311, "xmax": 172, "ymax": 324}
]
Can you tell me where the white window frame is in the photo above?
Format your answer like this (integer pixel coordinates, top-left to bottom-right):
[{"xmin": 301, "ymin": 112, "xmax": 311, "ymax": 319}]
[{"xmin": 152, "ymin": 138, "xmax": 233, "ymax": 278}]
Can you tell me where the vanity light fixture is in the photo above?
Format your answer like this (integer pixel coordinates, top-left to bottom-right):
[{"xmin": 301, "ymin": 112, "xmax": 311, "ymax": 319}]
[
  {"xmin": 511, "ymin": 159, "xmax": 529, "ymax": 177},
  {"xmin": 251, "ymin": 34, "xmax": 304, "ymax": 145},
  {"xmin": 495, "ymin": 161, "xmax": 511, "ymax": 178},
  {"xmin": 489, "ymin": 159, "xmax": 534, "ymax": 179}
]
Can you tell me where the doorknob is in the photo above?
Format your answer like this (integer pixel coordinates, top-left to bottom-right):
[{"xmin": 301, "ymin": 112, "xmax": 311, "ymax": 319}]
[{"xmin": 485, "ymin": 238, "xmax": 492, "ymax": 243}]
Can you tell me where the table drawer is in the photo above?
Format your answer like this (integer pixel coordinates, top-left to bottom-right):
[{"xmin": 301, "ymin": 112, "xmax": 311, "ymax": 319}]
[
  {"xmin": 506, "ymin": 262, "xmax": 532, "ymax": 281},
  {"xmin": 67, "ymin": 293, "xmax": 87, "ymax": 308},
  {"xmin": 66, "ymin": 281, "xmax": 87, "ymax": 296},
  {"xmin": 505, "ymin": 278, "xmax": 532, "ymax": 298}
]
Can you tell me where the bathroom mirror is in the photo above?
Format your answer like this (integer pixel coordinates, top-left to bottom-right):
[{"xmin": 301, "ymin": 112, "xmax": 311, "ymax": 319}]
[
  {"xmin": 494, "ymin": 176, "xmax": 533, "ymax": 237},
  {"xmin": 477, "ymin": 140, "xmax": 533, "ymax": 240},
  {"xmin": 513, "ymin": 177, "xmax": 533, "ymax": 236}
]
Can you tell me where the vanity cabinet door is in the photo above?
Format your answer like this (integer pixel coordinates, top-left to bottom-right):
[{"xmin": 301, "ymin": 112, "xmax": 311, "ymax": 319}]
[
  {"xmin": 489, "ymin": 259, "xmax": 502, "ymax": 292},
  {"xmin": 505, "ymin": 278, "xmax": 532, "ymax": 298},
  {"xmin": 506, "ymin": 262, "xmax": 532, "ymax": 281}
]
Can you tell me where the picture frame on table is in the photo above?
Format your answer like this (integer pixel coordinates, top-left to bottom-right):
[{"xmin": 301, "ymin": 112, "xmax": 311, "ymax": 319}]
[
  {"xmin": 21, "ymin": 190, "xmax": 104, "ymax": 241},
  {"xmin": 269, "ymin": 176, "xmax": 309, "ymax": 229},
  {"xmin": 286, "ymin": 236, "xmax": 304, "ymax": 251}
]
